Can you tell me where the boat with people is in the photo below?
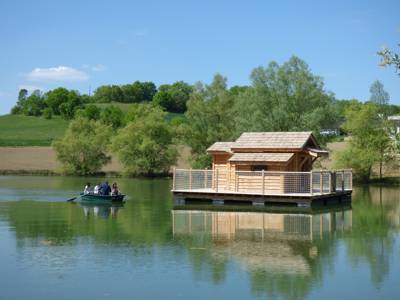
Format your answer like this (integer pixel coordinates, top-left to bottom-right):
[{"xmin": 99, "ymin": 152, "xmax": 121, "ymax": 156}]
[
  {"xmin": 80, "ymin": 193, "xmax": 125, "ymax": 202},
  {"xmin": 68, "ymin": 181, "xmax": 125, "ymax": 203}
]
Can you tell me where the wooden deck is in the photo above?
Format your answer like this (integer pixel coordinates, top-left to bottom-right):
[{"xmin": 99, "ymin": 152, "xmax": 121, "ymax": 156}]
[{"xmin": 172, "ymin": 169, "xmax": 352, "ymax": 207}]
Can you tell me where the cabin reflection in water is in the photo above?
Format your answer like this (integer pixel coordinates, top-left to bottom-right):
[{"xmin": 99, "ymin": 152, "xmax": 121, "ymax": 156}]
[
  {"xmin": 172, "ymin": 207, "xmax": 352, "ymax": 276},
  {"xmin": 172, "ymin": 208, "xmax": 352, "ymax": 241}
]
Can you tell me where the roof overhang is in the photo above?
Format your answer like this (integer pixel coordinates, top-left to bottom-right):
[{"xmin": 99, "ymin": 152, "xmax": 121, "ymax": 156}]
[
  {"xmin": 229, "ymin": 152, "xmax": 295, "ymax": 164},
  {"xmin": 306, "ymin": 148, "xmax": 329, "ymax": 158}
]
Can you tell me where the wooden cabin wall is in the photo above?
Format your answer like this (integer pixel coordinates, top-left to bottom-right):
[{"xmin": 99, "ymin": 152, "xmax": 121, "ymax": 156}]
[
  {"xmin": 212, "ymin": 154, "xmax": 231, "ymax": 190},
  {"xmin": 228, "ymin": 163, "xmax": 284, "ymax": 194}
]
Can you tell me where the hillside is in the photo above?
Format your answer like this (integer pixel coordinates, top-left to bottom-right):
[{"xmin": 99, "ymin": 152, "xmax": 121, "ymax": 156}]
[{"xmin": 0, "ymin": 115, "xmax": 69, "ymax": 146}]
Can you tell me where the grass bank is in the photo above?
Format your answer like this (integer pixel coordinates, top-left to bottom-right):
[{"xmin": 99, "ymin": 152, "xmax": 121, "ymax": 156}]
[{"xmin": 0, "ymin": 115, "xmax": 69, "ymax": 146}]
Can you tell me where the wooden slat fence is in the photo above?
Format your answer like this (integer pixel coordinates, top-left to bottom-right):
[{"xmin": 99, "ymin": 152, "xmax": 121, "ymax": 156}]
[{"xmin": 173, "ymin": 169, "xmax": 352, "ymax": 195}]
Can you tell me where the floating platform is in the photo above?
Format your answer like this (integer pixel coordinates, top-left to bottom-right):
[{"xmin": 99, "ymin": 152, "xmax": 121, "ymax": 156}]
[{"xmin": 172, "ymin": 169, "xmax": 352, "ymax": 207}]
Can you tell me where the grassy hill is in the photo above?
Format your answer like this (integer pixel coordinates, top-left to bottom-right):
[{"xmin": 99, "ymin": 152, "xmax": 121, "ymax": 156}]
[
  {"xmin": 0, "ymin": 109, "xmax": 184, "ymax": 147},
  {"xmin": 0, "ymin": 115, "xmax": 69, "ymax": 146}
]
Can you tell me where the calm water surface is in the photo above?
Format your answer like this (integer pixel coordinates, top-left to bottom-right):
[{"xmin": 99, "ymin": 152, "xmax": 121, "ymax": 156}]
[{"xmin": 0, "ymin": 176, "xmax": 399, "ymax": 300}]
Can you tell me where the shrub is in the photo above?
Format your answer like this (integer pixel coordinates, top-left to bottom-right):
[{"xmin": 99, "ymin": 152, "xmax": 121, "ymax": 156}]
[{"xmin": 53, "ymin": 117, "xmax": 112, "ymax": 175}]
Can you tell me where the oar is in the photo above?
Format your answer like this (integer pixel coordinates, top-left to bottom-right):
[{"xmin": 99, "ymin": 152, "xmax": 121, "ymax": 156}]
[{"xmin": 67, "ymin": 196, "xmax": 78, "ymax": 202}]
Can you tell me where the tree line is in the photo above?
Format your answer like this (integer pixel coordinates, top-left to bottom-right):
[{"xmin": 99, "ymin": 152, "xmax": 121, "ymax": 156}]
[
  {"xmin": 10, "ymin": 56, "xmax": 400, "ymax": 180},
  {"xmin": 11, "ymin": 80, "xmax": 195, "ymax": 118}
]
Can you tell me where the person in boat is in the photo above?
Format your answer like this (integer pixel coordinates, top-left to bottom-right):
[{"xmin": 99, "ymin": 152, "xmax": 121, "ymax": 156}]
[
  {"xmin": 111, "ymin": 182, "xmax": 119, "ymax": 196},
  {"xmin": 84, "ymin": 183, "xmax": 92, "ymax": 194},
  {"xmin": 99, "ymin": 181, "xmax": 111, "ymax": 196},
  {"xmin": 93, "ymin": 183, "xmax": 100, "ymax": 194}
]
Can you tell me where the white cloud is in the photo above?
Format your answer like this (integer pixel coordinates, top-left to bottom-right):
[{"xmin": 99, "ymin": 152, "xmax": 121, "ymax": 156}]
[
  {"xmin": 18, "ymin": 85, "xmax": 43, "ymax": 92},
  {"xmin": 26, "ymin": 66, "xmax": 89, "ymax": 82}
]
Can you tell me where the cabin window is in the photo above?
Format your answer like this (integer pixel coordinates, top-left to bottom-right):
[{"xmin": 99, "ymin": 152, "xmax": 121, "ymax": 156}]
[{"xmin": 251, "ymin": 165, "xmax": 268, "ymax": 171}]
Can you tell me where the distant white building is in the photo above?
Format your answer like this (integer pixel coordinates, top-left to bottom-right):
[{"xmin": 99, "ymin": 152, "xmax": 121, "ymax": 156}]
[{"xmin": 388, "ymin": 115, "xmax": 400, "ymax": 135}]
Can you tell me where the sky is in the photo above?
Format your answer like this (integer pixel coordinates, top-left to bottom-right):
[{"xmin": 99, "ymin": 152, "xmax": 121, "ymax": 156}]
[{"xmin": 0, "ymin": 0, "xmax": 399, "ymax": 115}]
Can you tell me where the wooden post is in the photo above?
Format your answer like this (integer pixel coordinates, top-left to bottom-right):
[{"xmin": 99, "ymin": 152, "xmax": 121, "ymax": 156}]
[
  {"xmin": 235, "ymin": 170, "xmax": 238, "ymax": 192},
  {"xmin": 328, "ymin": 172, "xmax": 332, "ymax": 193},
  {"xmin": 172, "ymin": 167, "xmax": 176, "ymax": 190},
  {"xmin": 310, "ymin": 171, "xmax": 313, "ymax": 195},
  {"xmin": 319, "ymin": 172, "xmax": 323, "ymax": 194},
  {"xmin": 262, "ymin": 170, "xmax": 265, "ymax": 195},
  {"xmin": 341, "ymin": 170, "xmax": 345, "ymax": 191},
  {"xmin": 215, "ymin": 168, "xmax": 219, "ymax": 192},
  {"xmin": 204, "ymin": 169, "xmax": 207, "ymax": 189},
  {"xmin": 189, "ymin": 168, "xmax": 192, "ymax": 191},
  {"xmin": 349, "ymin": 170, "xmax": 353, "ymax": 190}
]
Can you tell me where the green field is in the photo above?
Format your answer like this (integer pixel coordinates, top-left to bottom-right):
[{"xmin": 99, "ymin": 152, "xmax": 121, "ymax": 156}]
[
  {"xmin": 0, "ymin": 107, "xmax": 184, "ymax": 146},
  {"xmin": 0, "ymin": 115, "xmax": 69, "ymax": 146}
]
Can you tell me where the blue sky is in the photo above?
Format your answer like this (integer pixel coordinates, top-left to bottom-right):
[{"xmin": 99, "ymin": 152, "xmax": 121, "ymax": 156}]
[{"xmin": 0, "ymin": 0, "xmax": 399, "ymax": 115}]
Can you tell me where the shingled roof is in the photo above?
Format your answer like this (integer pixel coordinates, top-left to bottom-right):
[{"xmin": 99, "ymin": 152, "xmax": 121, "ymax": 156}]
[
  {"xmin": 229, "ymin": 152, "xmax": 294, "ymax": 163},
  {"xmin": 207, "ymin": 142, "xmax": 236, "ymax": 153},
  {"xmin": 231, "ymin": 132, "xmax": 316, "ymax": 149}
]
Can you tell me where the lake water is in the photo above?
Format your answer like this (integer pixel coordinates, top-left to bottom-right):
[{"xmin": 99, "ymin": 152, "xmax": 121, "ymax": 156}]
[{"xmin": 0, "ymin": 176, "xmax": 399, "ymax": 300}]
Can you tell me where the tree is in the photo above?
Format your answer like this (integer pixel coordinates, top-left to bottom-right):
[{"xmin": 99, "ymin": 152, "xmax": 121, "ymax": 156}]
[
  {"xmin": 43, "ymin": 108, "xmax": 53, "ymax": 119},
  {"xmin": 59, "ymin": 93, "xmax": 82, "ymax": 120},
  {"xmin": 121, "ymin": 81, "xmax": 157, "ymax": 103},
  {"xmin": 100, "ymin": 105, "xmax": 124, "ymax": 128},
  {"xmin": 81, "ymin": 104, "xmax": 101, "ymax": 120},
  {"xmin": 45, "ymin": 88, "xmax": 70, "ymax": 115},
  {"xmin": 23, "ymin": 90, "xmax": 46, "ymax": 116},
  {"xmin": 52, "ymin": 117, "xmax": 112, "ymax": 175},
  {"xmin": 232, "ymin": 56, "xmax": 339, "ymax": 139},
  {"xmin": 93, "ymin": 85, "xmax": 123, "ymax": 103},
  {"xmin": 369, "ymin": 80, "xmax": 389, "ymax": 106},
  {"xmin": 378, "ymin": 44, "xmax": 400, "ymax": 75},
  {"xmin": 184, "ymin": 74, "xmax": 235, "ymax": 167},
  {"xmin": 45, "ymin": 88, "xmax": 83, "ymax": 118},
  {"xmin": 11, "ymin": 89, "xmax": 28, "ymax": 114},
  {"xmin": 153, "ymin": 81, "xmax": 193, "ymax": 112},
  {"xmin": 111, "ymin": 104, "xmax": 177, "ymax": 176},
  {"xmin": 336, "ymin": 103, "xmax": 393, "ymax": 181}
]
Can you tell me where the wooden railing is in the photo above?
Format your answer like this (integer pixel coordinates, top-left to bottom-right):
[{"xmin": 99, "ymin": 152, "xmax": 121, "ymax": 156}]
[{"xmin": 172, "ymin": 168, "xmax": 352, "ymax": 195}]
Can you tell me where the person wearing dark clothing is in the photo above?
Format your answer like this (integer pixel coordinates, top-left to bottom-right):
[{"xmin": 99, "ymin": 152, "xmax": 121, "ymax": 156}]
[{"xmin": 99, "ymin": 181, "xmax": 111, "ymax": 196}]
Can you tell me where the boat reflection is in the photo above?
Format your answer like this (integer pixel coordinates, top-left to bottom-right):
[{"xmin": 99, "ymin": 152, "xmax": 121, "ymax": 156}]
[
  {"xmin": 80, "ymin": 202, "xmax": 124, "ymax": 219},
  {"xmin": 172, "ymin": 205, "xmax": 352, "ymax": 276}
]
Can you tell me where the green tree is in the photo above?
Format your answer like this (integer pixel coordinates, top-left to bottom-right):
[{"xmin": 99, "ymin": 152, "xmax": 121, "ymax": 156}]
[
  {"xmin": 153, "ymin": 81, "xmax": 193, "ymax": 112},
  {"xmin": 93, "ymin": 85, "xmax": 123, "ymax": 103},
  {"xmin": 53, "ymin": 117, "xmax": 112, "ymax": 175},
  {"xmin": 111, "ymin": 104, "xmax": 177, "ymax": 176},
  {"xmin": 23, "ymin": 90, "xmax": 46, "ymax": 116},
  {"xmin": 100, "ymin": 105, "xmax": 124, "ymax": 129},
  {"xmin": 336, "ymin": 103, "xmax": 393, "ymax": 181},
  {"xmin": 45, "ymin": 88, "xmax": 70, "ymax": 115},
  {"xmin": 369, "ymin": 80, "xmax": 389, "ymax": 107},
  {"xmin": 81, "ymin": 104, "xmax": 101, "ymax": 120},
  {"xmin": 121, "ymin": 81, "xmax": 157, "ymax": 103},
  {"xmin": 45, "ymin": 88, "xmax": 83, "ymax": 118},
  {"xmin": 59, "ymin": 95, "xmax": 82, "ymax": 120},
  {"xmin": 11, "ymin": 89, "xmax": 28, "ymax": 114},
  {"xmin": 184, "ymin": 74, "xmax": 235, "ymax": 167},
  {"xmin": 233, "ymin": 56, "xmax": 339, "ymax": 139},
  {"xmin": 43, "ymin": 108, "xmax": 53, "ymax": 119}
]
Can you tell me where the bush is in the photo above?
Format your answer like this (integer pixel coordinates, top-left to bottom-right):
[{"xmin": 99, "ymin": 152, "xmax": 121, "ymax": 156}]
[
  {"xmin": 83, "ymin": 104, "xmax": 101, "ymax": 120},
  {"xmin": 100, "ymin": 105, "xmax": 124, "ymax": 128},
  {"xmin": 43, "ymin": 108, "xmax": 53, "ymax": 119},
  {"xmin": 111, "ymin": 105, "xmax": 177, "ymax": 176},
  {"xmin": 52, "ymin": 117, "xmax": 112, "ymax": 175}
]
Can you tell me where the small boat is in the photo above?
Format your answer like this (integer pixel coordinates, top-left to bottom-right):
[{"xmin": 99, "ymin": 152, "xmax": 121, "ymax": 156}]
[{"xmin": 80, "ymin": 193, "xmax": 125, "ymax": 202}]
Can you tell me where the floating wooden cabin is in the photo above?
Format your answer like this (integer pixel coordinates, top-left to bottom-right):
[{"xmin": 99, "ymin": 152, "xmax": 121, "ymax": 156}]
[{"xmin": 172, "ymin": 132, "xmax": 352, "ymax": 206}]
